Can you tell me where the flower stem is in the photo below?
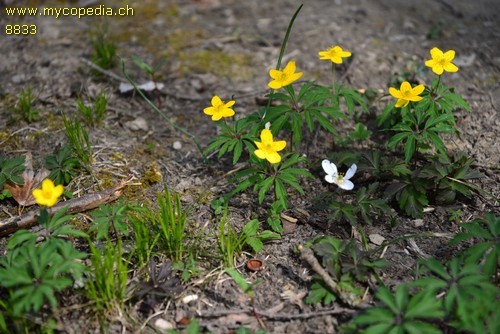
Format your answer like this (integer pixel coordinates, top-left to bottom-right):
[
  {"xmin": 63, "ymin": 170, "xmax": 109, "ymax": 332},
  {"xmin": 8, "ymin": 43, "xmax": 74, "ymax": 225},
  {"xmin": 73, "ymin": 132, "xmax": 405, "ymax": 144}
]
[
  {"xmin": 331, "ymin": 63, "xmax": 335, "ymax": 89},
  {"xmin": 431, "ymin": 75, "xmax": 442, "ymax": 99}
]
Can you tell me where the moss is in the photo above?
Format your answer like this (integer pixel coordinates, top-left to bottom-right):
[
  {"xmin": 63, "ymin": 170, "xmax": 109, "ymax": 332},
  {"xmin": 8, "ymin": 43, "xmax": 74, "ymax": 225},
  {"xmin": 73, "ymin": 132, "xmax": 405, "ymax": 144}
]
[
  {"xmin": 167, "ymin": 29, "xmax": 205, "ymax": 53},
  {"xmin": 141, "ymin": 163, "xmax": 163, "ymax": 186},
  {"xmin": 178, "ymin": 50, "xmax": 253, "ymax": 79},
  {"xmin": 45, "ymin": 112, "xmax": 64, "ymax": 132}
]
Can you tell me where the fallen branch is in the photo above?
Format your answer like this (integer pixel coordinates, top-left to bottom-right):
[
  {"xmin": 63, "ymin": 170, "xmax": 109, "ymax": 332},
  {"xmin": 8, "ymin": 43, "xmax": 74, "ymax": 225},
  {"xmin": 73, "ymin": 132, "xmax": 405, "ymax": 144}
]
[
  {"xmin": 0, "ymin": 176, "xmax": 133, "ymax": 237},
  {"xmin": 298, "ymin": 244, "xmax": 366, "ymax": 307},
  {"xmin": 197, "ymin": 305, "xmax": 355, "ymax": 320}
]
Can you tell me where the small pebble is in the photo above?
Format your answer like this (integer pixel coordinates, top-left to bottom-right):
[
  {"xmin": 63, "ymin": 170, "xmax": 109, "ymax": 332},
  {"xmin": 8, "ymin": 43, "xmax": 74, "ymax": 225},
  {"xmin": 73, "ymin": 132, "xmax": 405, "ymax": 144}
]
[
  {"xmin": 124, "ymin": 117, "xmax": 148, "ymax": 131},
  {"xmin": 181, "ymin": 294, "xmax": 198, "ymax": 304},
  {"xmin": 154, "ymin": 318, "xmax": 174, "ymax": 331},
  {"xmin": 414, "ymin": 219, "xmax": 424, "ymax": 227},
  {"xmin": 173, "ymin": 141, "xmax": 182, "ymax": 150},
  {"xmin": 369, "ymin": 233, "xmax": 385, "ymax": 245}
]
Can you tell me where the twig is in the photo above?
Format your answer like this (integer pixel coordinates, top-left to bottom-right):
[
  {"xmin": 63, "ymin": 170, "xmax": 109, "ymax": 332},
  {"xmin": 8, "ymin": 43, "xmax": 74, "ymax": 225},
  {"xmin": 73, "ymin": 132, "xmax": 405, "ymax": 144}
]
[
  {"xmin": 197, "ymin": 306, "xmax": 355, "ymax": 320},
  {"xmin": 298, "ymin": 244, "xmax": 364, "ymax": 307},
  {"xmin": 0, "ymin": 176, "xmax": 133, "ymax": 237}
]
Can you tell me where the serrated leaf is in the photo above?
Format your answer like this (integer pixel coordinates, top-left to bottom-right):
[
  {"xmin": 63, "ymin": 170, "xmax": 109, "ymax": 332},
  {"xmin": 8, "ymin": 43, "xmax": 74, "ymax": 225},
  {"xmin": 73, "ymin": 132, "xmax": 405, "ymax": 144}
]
[
  {"xmin": 257, "ymin": 176, "xmax": 274, "ymax": 204},
  {"xmin": 387, "ymin": 132, "xmax": 410, "ymax": 150}
]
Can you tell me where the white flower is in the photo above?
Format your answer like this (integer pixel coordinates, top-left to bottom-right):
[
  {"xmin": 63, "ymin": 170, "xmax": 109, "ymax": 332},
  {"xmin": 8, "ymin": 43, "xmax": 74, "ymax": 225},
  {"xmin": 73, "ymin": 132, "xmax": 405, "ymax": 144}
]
[{"xmin": 322, "ymin": 159, "xmax": 357, "ymax": 190}]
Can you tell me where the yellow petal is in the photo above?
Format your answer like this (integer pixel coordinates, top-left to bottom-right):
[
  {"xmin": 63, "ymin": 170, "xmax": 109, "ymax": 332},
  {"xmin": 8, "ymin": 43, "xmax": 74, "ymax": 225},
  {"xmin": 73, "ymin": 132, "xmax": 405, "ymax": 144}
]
[
  {"xmin": 341, "ymin": 51, "xmax": 352, "ymax": 57},
  {"xmin": 212, "ymin": 113, "xmax": 222, "ymax": 121},
  {"xmin": 430, "ymin": 47, "xmax": 443, "ymax": 59},
  {"xmin": 412, "ymin": 84, "xmax": 425, "ymax": 96},
  {"xmin": 395, "ymin": 99, "xmax": 409, "ymax": 108},
  {"xmin": 443, "ymin": 50, "xmax": 455, "ymax": 62},
  {"xmin": 221, "ymin": 108, "xmax": 235, "ymax": 118},
  {"xmin": 389, "ymin": 87, "xmax": 402, "ymax": 99},
  {"xmin": 400, "ymin": 81, "xmax": 412, "ymax": 92},
  {"xmin": 266, "ymin": 152, "xmax": 282, "ymax": 164},
  {"xmin": 224, "ymin": 100, "xmax": 235, "ymax": 108},
  {"xmin": 203, "ymin": 107, "xmax": 215, "ymax": 115},
  {"xmin": 32, "ymin": 188, "xmax": 42, "ymax": 200},
  {"xmin": 268, "ymin": 80, "xmax": 282, "ymax": 89},
  {"xmin": 42, "ymin": 178, "xmax": 54, "ymax": 191},
  {"xmin": 425, "ymin": 59, "xmax": 435, "ymax": 68},
  {"xmin": 443, "ymin": 63, "xmax": 458, "ymax": 72},
  {"xmin": 211, "ymin": 95, "xmax": 222, "ymax": 107},
  {"xmin": 53, "ymin": 185, "xmax": 64, "ymax": 198},
  {"xmin": 272, "ymin": 140, "xmax": 286, "ymax": 152},
  {"xmin": 331, "ymin": 56, "xmax": 343, "ymax": 64},
  {"xmin": 409, "ymin": 95, "xmax": 423, "ymax": 102},
  {"xmin": 260, "ymin": 129, "xmax": 273, "ymax": 144},
  {"xmin": 269, "ymin": 69, "xmax": 281, "ymax": 79},
  {"xmin": 254, "ymin": 141, "xmax": 264, "ymax": 150},
  {"xmin": 254, "ymin": 149, "xmax": 267, "ymax": 160},
  {"xmin": 433, "ymin": 66, "xmax": 444, "ymax": 75},
  {"xmin": 283, "ymin": 61, "xmax": 296, "ymax": 74}
]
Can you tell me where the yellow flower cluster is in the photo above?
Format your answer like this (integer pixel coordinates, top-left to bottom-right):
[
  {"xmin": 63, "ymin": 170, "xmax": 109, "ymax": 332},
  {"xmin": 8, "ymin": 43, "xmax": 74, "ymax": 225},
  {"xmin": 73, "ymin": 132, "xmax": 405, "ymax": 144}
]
[
  {"xmin": 203, "ymin": 44, "xmax": 460, "ymax": 162},
  {"xmin": 389, "ymin": 47, "xmax": 459, "ymax": 108}
]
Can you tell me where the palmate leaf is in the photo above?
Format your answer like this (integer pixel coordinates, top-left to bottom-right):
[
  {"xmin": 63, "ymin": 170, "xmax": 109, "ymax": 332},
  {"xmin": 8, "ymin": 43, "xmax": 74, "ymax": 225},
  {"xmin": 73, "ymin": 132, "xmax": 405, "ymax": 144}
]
[
  {"xmin": 274, "ymin": 179, "xmax": 288, "ymax": 209},
  {"xmin": 437, "ymin": 90, "xmax": 471, "ymax": 113},
  {"xmin": 307, "ymin": 109, "xmax": 338, "ymax": 134},
  {"xmin": 385, "ymin": 176, "xmax": 429, "ymax": 218},
  {"xmin": 305, "ymin": 281, "xmax": 336, "ymax": 305},
  {"xmin": 257, "ymin": 176, "xmax": 274, "ymax": 204},
  {"xmin": 387, "ymin": 132, "xmax": 411, "ymax": 150},
  {"xmin": 0, "ymin": 155, "xmax": 26, "ymax": 188},
  {"xmin": 403, "ymin": 135, "xmax": 416, "ymax": 162}
]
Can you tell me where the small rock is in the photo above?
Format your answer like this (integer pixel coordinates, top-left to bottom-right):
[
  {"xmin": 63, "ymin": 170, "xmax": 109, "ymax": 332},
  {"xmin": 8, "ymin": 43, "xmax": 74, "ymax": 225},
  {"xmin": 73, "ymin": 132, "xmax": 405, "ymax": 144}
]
[
  {"xmin": 190, "ymin": 77, "xmax": 204, "ymax": 92},
  {"xmin": 154, "ymin": 318, "xmax": 174, "ymax": 331},
  {"xmin": 124, "ymin": 117, "xmax": 148, "ymax": 132},
  {"xmin": 181, "ymin": 294, "xmax": 198, "ymax": 304},
  {"xmin": 454, "ymin": 53, "xmax": 476, "ymax": 67},
  {"xmin": 11, "ymin": 73, "xmax": 27, "ymax": 84},
  {"xmin": 173, "ymin": 141, "xmax": 182, "ymax": 150},
  {"xmin": 369, "ymin": 233, "xmax": 385, "ymax": 245},
  {"xmin": 414, "ymin": 219, "xmax": 424, "ymax": 227}
]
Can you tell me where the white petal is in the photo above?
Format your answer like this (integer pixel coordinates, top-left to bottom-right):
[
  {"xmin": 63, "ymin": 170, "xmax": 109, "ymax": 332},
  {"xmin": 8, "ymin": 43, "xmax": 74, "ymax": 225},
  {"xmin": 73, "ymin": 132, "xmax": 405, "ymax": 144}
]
[
  {"xmin": 338, "ymin": 180, "xmax": 354, "ymax": 190},
  {"xmin": 322, "ymin": 159, "xmax": 337, "ymax": 177},
  {"xmin": 344, "ymin": 163, "xmax": 357, "ymax": 180},
  {"xmin": 325, "ymin": 175, "xmax": 335, "ymax": 183}
]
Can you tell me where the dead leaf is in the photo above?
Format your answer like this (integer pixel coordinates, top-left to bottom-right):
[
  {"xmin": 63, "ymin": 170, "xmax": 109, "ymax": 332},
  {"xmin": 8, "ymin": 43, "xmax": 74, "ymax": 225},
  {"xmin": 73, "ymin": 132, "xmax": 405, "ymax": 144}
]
[{"xmin": 3, "ymin": 152, "xmax": 50, "ymax": 206}]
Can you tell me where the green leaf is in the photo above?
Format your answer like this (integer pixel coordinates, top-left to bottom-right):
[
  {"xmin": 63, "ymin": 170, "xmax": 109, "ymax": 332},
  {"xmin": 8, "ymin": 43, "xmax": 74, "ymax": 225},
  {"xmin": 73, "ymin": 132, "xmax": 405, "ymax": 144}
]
[
  {"xmin": 242, "ymin": 219, "xmax": 259, "ymax": 237},
  {"xmin": 403, "ymin": 135, "xmax": 416, "ymax": 162},
  {"xmin": 232, "ymin": 140, "xmax": 243, "ymax": 165},
  {"xmin": 225, "ymin": 268, "xmax": 252, "ymax": 295},
  {"xmin": 0, "ymin": 155, "xmax": 25, "ymax": 188},
  {"xmin": 311, "ymin": 109, "xmax": 337, "ymax": 134},
  {"xmin": 375, "ymin": 286, "xmax": 399, "ymax": 314},
  {"xmin": 387, "ymin": 132, "xmax": 410, "ymax": 150},
  {"xmin": 131, "ymin": 55, "xmax": 153, "ymax": 75},
  {"xmin": 257, "ymin": 176, "xmax": 274, "ymax": 204},
  {"xmin": 246, "ymin": 237, "xmax": 263, "ymax": 253}
]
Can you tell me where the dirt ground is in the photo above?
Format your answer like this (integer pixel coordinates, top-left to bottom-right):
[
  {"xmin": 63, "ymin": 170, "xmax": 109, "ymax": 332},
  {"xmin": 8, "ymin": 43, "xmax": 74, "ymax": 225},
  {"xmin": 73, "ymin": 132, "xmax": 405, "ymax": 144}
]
[{"xmin": 1, "ymin": 0, "xmax": 499, "ymax": 333}]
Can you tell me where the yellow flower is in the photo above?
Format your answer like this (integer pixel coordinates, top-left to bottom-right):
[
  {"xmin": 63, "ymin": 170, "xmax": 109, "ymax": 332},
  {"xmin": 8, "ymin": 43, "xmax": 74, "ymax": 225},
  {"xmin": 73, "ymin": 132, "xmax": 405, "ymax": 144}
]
[
  {"xmin": 268, "ymin": 61, "xmax": 303, "ymax": 89},
  {"xmin": 32, "ymin": 179, "xmax": 64, "ymax": 207},
  {"xmin": 254, "ymin": 129, "xmax": 286, "ymax": 164},
  {"xmin": 203, "ymin": 95, "xmax": 235, "ymax": 121},
  {"xmin": 389, "ymin": 81, "xmax": 425, "ymax": 108},
  {"xmin": 425, "ymin": 47, "xmax": 459, "ymax": 75},
  {"xmin": 318, "ymin": 45, "xmax": 352, "ymax": 64}
]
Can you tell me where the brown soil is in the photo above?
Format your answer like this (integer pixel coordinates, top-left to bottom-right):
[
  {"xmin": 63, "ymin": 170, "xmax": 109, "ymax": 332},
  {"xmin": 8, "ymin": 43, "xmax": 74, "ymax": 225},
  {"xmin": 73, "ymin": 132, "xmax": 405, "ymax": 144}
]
[{"xmin": 1, "ymin": 0, "xmax": 499, "ymax": 333}]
